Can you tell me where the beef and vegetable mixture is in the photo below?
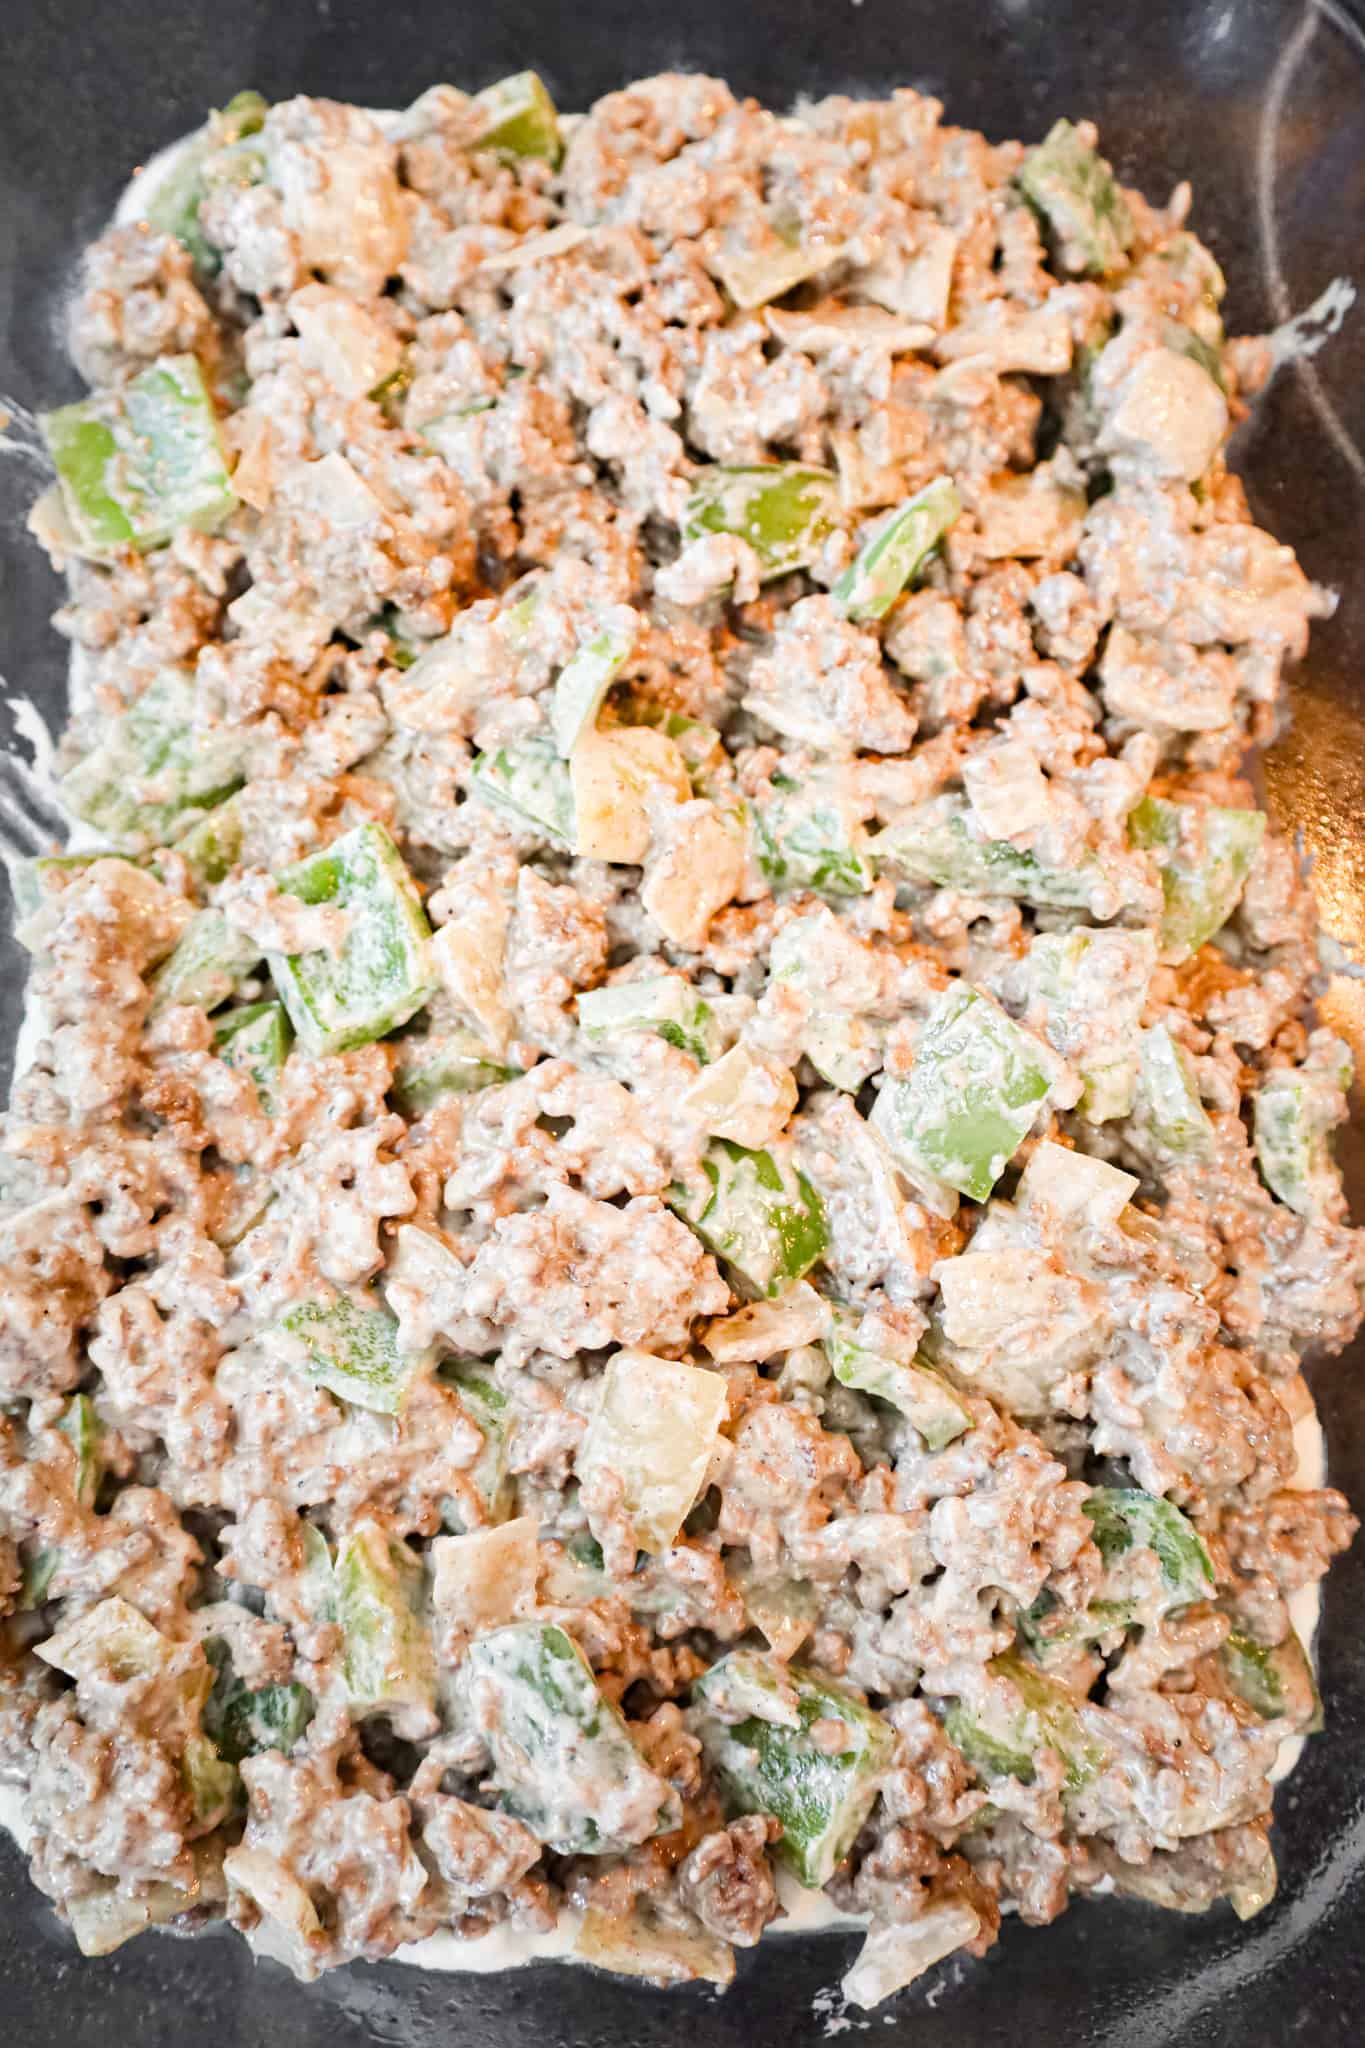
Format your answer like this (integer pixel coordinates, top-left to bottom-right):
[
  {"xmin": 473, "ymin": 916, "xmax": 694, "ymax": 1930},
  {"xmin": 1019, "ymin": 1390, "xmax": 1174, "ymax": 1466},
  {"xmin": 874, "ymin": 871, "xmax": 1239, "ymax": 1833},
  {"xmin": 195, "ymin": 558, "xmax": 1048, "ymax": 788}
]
[{"xmin": 1, "ymin": 69, "xmax": 1361, "ymax": 2008}]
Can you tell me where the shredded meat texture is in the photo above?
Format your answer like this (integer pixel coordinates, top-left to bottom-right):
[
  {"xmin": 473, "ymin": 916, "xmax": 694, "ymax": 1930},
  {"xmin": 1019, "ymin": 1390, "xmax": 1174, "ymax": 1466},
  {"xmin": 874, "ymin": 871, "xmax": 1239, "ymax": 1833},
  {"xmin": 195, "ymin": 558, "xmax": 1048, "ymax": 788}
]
[{"xmin": 1, "ymin": 68, "xmax": 1359, "ymax": 2012}]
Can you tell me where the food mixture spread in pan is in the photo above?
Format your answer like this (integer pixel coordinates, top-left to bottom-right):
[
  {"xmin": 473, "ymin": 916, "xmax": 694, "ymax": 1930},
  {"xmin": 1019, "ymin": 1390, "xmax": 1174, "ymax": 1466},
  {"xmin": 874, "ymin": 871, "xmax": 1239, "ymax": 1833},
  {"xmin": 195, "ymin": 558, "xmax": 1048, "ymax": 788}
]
[{"xmin": 0, "ymin": 70, "xmax": 1360, "ymax": 2009}]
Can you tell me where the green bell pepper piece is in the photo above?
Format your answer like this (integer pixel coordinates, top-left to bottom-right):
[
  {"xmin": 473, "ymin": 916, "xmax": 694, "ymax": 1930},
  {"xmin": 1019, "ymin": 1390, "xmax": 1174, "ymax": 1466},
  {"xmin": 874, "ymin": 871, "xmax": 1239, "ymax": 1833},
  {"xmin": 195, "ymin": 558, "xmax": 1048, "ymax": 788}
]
[
  {"xmin": 1128, "ymin": 794, "xmax": 1265, "ymax": 963},
  {"xmin": 10, "ymin": 854, "xmax": 108, "ymax": 925},
  {"xmin": 20, "ymin": 1395, "xmax": 103, "ymax": 1608},
  {"xmin": 1219, "ymin": 1629, "xmax": 1322, "ymax": 1734},
  {"xmin": 42, "ymin": 354, "xmax": 237, "ymax": 558},
  {"xmin": 391, "ymin": 1028, "xmax": 518, "ymax": 1115},
  {"xmin": 869, "ymin": 983, "xmax": 1055, "ymax": 1203},
  {"xmin": 944, "ymin": 1650, "xmax": 1105, "ymax": 1793},
  {"xmin": 59, "ymin": 1392, "xmax": 102, "ymax": 1509},
  {"xmin": 270, "ymin": 821, "xmax": 436, "ymax": 1056},
  {"xmin": 873, "ymin": 792, "xmax": 1107, "ymax": 911},
  {"xmin": 749, "ymin": 774, "xmax": 873, "ymax": 899},
  {"xmin": 832, "ymin": 476, "xmax": 961, "ymax": 623},
  {"xmin": 549, "ymin": 619, "xmax": 637, "ymax": 757},
  {"xmin": 1128, "ymin": 1021, "xmax": 1215, "ymax": 1166},
  {"xmin": 691, "ymin": 1652, "xmax": 894, "ymax": 1888},
  {"xmin": 470, "ymin": 739, "xmax": 576, "ymax": 847},
  {"xmin": 1018, "ymin": 119, "xmax": 1134, "ymax": 278},
  {"xmin": 470, "ymin": 71, "xmax": 562, "ymax": 163},
  {"xmin": 1253, "ymin": 1041, "xmax": 1354, "ymax": 1219},
  {"xmin": 460, "ymin": 1622, "xmax": 681, "ymax": 1854},
  {"xmin": 669, "ymin": 1138, "xmax": 828, "ymax": 1298},
  {"xmin": 799, "ymin": 1011, "xmax": 883, "ymax": 1094},
  {"xmin": 60, "ymin": 669, "xmax": 244, "ymax": 854},
  {"xmin": 576, "ymin": 975, "xmax": 720, "ymax": 1064},
  {"xmin": 276, "ymin": 1288, "xmax": 433, "ymax": 1415},
  {"xmin": 1027, "ymin": 926, "xmax": 1155, "ymax": 1124},
  {"xmin": 1083, "ymin": 1486, "xmax": 1214, "ymax": 1626},
  {"xmin": 173, "ymin": 791, "xmax": 246, "ymax": 888},
  {"xmin": 440, "ymin": 1364, "xmax": 514, "ymax": 1525},
  {"xmin": 214, "ymin": 999, "xmax": 292, "ymax": 1110},
  {"xmin": 202, "ymin": 1636, "xmax": 314, "ymax": 1764},
  {"xmin": 149, "ymin": 908, "xmax": 261, "ymax": 1018},
  {"xmin": 143, "ymin": 90, "xmax": 268, "ymax": 273},
  {"xmin": 681, "ymin": 464, "xmax": 842, "ymax": 582},
  {"xmin": 823, "ymin": 1306, "xmax": 971, "ymax": 1448}
]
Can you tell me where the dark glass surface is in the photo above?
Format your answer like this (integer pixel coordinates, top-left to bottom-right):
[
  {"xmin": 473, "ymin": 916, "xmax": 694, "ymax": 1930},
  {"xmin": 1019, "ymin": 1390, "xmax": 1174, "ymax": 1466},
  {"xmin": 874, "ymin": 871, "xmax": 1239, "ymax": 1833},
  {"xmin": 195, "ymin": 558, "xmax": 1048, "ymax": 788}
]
[{"xmin": 1, "ymin": 3, "xmax": 1363, "ymax": 2042}]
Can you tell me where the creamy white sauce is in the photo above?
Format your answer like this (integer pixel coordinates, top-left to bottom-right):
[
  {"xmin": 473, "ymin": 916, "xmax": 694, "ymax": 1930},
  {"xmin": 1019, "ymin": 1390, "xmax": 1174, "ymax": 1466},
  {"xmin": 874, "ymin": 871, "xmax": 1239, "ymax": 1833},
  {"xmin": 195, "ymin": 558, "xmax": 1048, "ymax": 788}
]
[
  {"xmin": 114, "ymin": 131, "xmax": 205, "ymax": 229},
  {"xmin": 0, "ymin": 111, "xmax": 1334, "ymax": 1985},
  {"xmin": 0, "ymin": 1394, "xmax": 1327, "ymax": 1971}
]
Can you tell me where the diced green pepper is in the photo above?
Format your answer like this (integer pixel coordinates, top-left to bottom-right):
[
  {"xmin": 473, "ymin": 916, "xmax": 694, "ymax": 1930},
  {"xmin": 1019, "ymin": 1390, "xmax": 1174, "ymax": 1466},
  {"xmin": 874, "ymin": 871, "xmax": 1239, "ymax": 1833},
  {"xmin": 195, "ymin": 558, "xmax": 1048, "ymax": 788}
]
[
  {"xmin": 19, "ymin": 1548, "xmax": 59, "ymax": 1610},
  {"xmin": 870, "ymin": 983, "xmax": 1055, "ymax": 1203},
  {"xmin": 459, "ymin": 1621, "xmax": 681, "ymax": 1854},
  {"xmin": 1219, "ymin": 1629, "xmax": 1322, "ymax": 1734},
  {"xmin": 874, "ymin": 793, "xmax": 1106, "ymax": 911},
  {"xmin": 577, "ymin": 975, "xmax": 720, "ymax": 1065},
  {"xmin": 832, "ymin": 477, "xmax": 961, "ymax": 623},
  {"xmin": 275, "ymin": 1288, "xmax": 433, "ymax": 1415},
  {"xmin": 945, "ymin": 1650, "xmax": 1105, "ymax": 1793},
  {"xmin": 823, "ymin": 1306, "xmax": 971, "ymax": 1448},
  {"xmin": 1127, "ymin": 1021, "xmax": 1214, "ymax": 1166},
  {"xmin": 550, "ymin": 619, "xmax": 637, "ymax": 757},
  {"xmin": 470, "ymin": 71, "xmax": 562, "ymax": 163},
  {"xmin": 749, "ymin": 774, "xmax": 873, "ymax": 898},
  {"xmin": 391, "ymin": 1028, "xmax": 518, "ymax": 1114},
  {"xmin": 60, "ymin": 669, "xmax": 245, "ymax": 854},
  {"xmin": 270, "ymin": 821, "xmax": 436, "ymax": 1056},
  {"xmin": 1083, "ymin": 1487, "xmax": 1214, "ymax": 1623},
  {"xmin": 691, "ymin": 1652, "xmax": 893, "ymax": 1888},
  {"xmin": 1128, "ymin": 795, "xmax": 1265, "ymax": 963},
  {"xmin": 681, "ymin": 464, "xmax": 842, "ymax": 582},
  {"xmin": 149, "ymin": 908, "xmax": 261, "ymax": 1018},
  {"xmin": 440, "ymin": 1364, "xmax": 513, "ymax": 1524},
  {"xmin": 334, "ymin": 1519, "xmax": 437, "ymax": 1730},
  {"xmin": 173, "ymin": 791, "xmax": 246, "ymax": 888},
  {"xmin": 214, "ymin": 999, "xmax": 292, "ymax": 1110},
  {"xmin": 1253, "ymin": 1040, "xmax": 1354, "ymax": 1219},
  {"xmin": 59, "ymin": 1392, "xmax": 102, "ymax": 1510},
  {"xmin": 1018, "ymin": 119, "xmax": 1134, "ymax": 277},
  {"xmin": 1027, "ymin": 927, "xmax": 1155, "ymax": 1124},
  {"xmin": 202, "ymin": 1637, "xmax": 314, "ymax": 1764},
  {"xmin": 42, "ymin": 354, "xmax": 237, "ymax": 559},
  {"xmin": 143, "ymin": 91, "xmax": 268, "ymax": 273},
  {"xmin": 470, "ymin": 739, "xmax": 576, "ymax": 847},
  {"xmin": 169, "ymin": 790, "xmax": 246, "ymax": 888},
  {"xmin": 669, "ymin": 1138, "xmax": 828, "ymax": 1298}
]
